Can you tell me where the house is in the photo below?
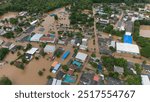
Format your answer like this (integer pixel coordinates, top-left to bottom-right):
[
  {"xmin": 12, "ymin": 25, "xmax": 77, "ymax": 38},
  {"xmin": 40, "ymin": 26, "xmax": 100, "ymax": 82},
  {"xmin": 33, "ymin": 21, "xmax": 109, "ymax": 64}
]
[
  {"xmin": 62, "ymin": 50, "xmax": 70, "ymax": 60},
  {"xmin": 2, "ymin": 42, "xmax": 15, "ymax": 50},
  {"xmin": 48, "ymin": 78, "xmax": 62, "ymax": 85},
  {"xmin": 114, "ymin": 65, "xmax": 124, "ymax": 74},
  {"xmin": 75, "ymin": 38, "xmax": 82, "ymax": 45},
  {"xmin": 71, "ymin": 39, "xmax": 75, "ymax": 45},
  {"xmin": 8, "ymin": 43, "xmax": 16, "ymax": 50},
  {"xmin": 79, "ymin": 38, "xmax": 88, "ymax": 50},
  {"xmin": 52, "ymin": 63, "xmax": 61, "ymax": 74},
  {"xmin": 107, "ymin": 77, "xmax": 124, "ymax": 85},
  {"xmin": 58, "ymin": 39, "xmax": 65, "ymax": 45},
  {"xmin": 19, "ymin": 11, "xmax": 27, "ymax": 16},
  {"xmin": 44, "ymin": 45, "xmax": 56, "ymax": 53},
  {"xmin": 80, "ymin": 71, "xmax": 99, "ymax": 85},
  {"xmin": 30, "ymin": 34, "xmax": 43, "ymax": 42},
  {"xmin": 26, "ymin": 48, "xmax": 38, "ymax": 60},
  {"xmin": 40, "ymin": 37, "xmax": 56, "ymax": 43},
  {"xmin": 63, "ymin": 74, "xmax": 76, "ymax": 84},
  {"xmin": 109, "ymin": 41, "xmax": 116, "ymax": 48},
  {"xmin": 116, "ymin": 43, "xmax": 140, "ymax": 55},
  {"xmin": 125, "ymin": 21, "xmax": 133, "ymax": 33},
  {"xmin": 141, "ymin": 75, "xmax": 150, "ymax": 85},
  {"xmin": 117, "ymin": 21, "xmax": 125, "ymax": 31},
  {"xmin": 51, "ymin": 61, "xmax": 58, "ymax": 68},
  {"xmin": 56, "ymin": 70, "xmax": 65, "ymax": 80},
  {"xmin": 0, "ymin": 40, "xmax": 4, "ymax": 46},
  {"xmin": 100, "ymin": 19, "xmax": 109, "ymax": 25},
  {"xmin": 30, "ymin": 20, "xmax": 38, "ymax": 25},
  {"xmin": 75, "ymin": 52, "xmax": 88, "ymax": 62},
  {"xmin": 0, "ymin": 29, "xmax": 6, "ymax": 35},
  {"xmin": 58, "ymin": 36, "xmax": 68, "ymax": 45}
]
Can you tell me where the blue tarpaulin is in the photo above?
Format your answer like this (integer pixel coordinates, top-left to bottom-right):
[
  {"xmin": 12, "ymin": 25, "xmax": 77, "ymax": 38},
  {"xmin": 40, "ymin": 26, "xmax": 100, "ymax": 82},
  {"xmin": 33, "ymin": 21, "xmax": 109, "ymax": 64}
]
[
  {"xmin": 62, "ymin": 50, "xmax": 70, "ymax": 60},
  {"xmin": 123, "ymin": 35, "xmax": 132, "ymax": 44},
  {"xmin": 98, "ymin": 64, "xmax": 102, "ymax": 71}
]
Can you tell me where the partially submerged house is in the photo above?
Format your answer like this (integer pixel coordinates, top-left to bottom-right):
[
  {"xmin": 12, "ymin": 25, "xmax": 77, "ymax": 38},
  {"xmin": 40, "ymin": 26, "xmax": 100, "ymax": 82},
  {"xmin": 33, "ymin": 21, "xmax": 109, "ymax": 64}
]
[
  {"xmin": 25, "ymin": 48, "xmax": 38, "ymax": 61},
  {"xmin": 75, "ymin": 52, "xmax": 88, "ymax": 63},
  {"xmin": 44, "ymin": 45, "xmax": 56, "ymax": 53},
  {"xmin": 30, "ymin": 34, "xmax": 43, "ymax": 42}
]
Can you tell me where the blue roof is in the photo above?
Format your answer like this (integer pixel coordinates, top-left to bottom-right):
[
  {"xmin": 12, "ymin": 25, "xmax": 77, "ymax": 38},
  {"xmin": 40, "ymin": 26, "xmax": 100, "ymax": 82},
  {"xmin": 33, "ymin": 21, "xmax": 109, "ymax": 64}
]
[
  {"xmin": 72, "ymin": 60, "xmax": 82, "ymax": 67},
  {"xmin": 63, "ymin": 74, "xmax": 76, "ymax": 83},
  {"xmin": 62, "ymin": 50, "xmax": 70, "ymax": 60},
  {"xmin": 53, "ymin": 63, "xmax": 61, "ymax": 71},
  {"xmin": 123, "ymin": 35, "xmax": 132, "ymax": 44},
  {"xmin": 50, "ymin": 14, "xmax": 56, "ymax": 17},
  {"xmin": 98, "ymin": 64, "xmax": 102, "ymax": 71}
]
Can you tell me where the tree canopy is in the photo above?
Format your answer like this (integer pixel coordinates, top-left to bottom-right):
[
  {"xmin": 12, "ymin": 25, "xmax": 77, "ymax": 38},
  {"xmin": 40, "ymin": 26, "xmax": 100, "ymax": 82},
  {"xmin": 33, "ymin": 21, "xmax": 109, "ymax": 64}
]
[
  {"xmin": 0, "ymin": 48, "xmax": 9, "ymax": 61},
  {"xmin": 0, "ymin": 76, "xmax": 12, "ymax": 85}
]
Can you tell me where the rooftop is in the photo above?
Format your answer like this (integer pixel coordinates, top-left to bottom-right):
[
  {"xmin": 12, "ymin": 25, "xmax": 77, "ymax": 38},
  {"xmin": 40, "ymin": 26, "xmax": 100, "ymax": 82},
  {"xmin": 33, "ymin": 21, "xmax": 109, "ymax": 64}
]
[
  {"xmin": 141, "ymin": 75, "xmax": 150, "ymax": 85},
  {"xmin": 75, "ymin": 52, "xmax": 88, "ymax": 62},
  {"xmin": 26, "ymin": 48, "xmax": 38, "ymax": 55},
  {"xmin": 116, "ymin": 43, "xmax": 140, "ymax": 54}
]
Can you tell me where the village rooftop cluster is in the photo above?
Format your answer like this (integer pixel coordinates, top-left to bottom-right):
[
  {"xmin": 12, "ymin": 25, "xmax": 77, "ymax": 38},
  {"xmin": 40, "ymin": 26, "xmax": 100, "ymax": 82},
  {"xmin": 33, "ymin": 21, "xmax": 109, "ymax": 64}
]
[{"xmin": 0, "ymin": 3, "xmax": 150, "ymax": 85}]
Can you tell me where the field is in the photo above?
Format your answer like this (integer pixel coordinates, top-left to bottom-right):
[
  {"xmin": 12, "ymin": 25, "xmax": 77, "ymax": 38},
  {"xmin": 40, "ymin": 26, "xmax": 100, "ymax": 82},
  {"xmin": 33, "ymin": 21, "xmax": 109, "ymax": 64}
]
[{"xmin": 140, "ymin": 25, "xmax": 150, "ymax": 38}]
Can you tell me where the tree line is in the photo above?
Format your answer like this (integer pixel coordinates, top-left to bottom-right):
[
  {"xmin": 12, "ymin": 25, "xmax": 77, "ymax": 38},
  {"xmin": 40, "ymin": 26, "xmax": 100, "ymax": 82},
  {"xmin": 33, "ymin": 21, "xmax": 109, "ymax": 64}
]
[{"xmin": 0, "ymin": 0, "xmax": 149, "ymax": 16}]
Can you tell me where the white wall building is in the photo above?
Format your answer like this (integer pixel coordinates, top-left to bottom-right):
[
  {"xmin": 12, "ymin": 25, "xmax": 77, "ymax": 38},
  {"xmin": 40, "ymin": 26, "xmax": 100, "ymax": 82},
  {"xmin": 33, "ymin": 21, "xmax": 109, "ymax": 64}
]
[
  {"xmin": 44, "ymin": 45, "xmax": 56, "ymax": 53},
  {"xmin": 26, "ymin": 48, "xmax": 38, "ymax": 55},
  {"xmin": 75, "ymin": 52, "xmax": 88, "ymax": 62},
  {"xmin": 30, "ymin": 34, "xmax": 43, "ymax": 42},
  {"xmin": 141, "ymin": 75, "xmax": 150, "ymax": 85},
  {"xmin": 116, "ymin": 43, "xmax": 140, "ymax": 55}
]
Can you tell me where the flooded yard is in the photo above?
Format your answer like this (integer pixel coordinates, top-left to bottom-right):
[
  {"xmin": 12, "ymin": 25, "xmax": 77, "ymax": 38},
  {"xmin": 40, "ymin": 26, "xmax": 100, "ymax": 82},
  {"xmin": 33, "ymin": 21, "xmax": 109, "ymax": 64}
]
[{"xmin": 33, "ymin": 7, "xmax": 70, "ymax": 38}]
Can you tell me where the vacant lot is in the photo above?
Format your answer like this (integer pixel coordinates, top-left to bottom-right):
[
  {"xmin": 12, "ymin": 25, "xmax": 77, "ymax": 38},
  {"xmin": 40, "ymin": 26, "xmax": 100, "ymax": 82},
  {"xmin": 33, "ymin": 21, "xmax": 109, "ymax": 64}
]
[{"xmin": 140, "ymin": 25, "xmax": 150, "ymax": 38}]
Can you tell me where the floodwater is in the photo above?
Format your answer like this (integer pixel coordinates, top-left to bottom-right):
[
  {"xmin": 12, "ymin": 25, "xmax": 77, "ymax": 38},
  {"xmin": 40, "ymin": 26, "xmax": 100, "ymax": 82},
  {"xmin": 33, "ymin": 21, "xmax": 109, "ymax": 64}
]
[
  {"xmin": 33, "ymin": 7, "xmax": 70, "ymax": 38},
  {"xmin": 0, "ymin": 6, "xmax": 72, "ymax": 85},
  {"xmin": 0, "ymin": 12, "xmax": 18, "ymax": 20}
]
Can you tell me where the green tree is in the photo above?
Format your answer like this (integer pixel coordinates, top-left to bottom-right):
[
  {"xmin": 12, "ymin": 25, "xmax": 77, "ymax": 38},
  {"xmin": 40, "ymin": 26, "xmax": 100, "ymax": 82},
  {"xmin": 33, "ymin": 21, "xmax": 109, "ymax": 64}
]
[
  {"xmin": 3, "ymin": 31, "xmax": 14, "ymax": 39},
  {"xmin": 126, "ymin": 75, "xmax": 141, "ymax": 85},
  {"xmin": 62, "ymin": 65, "xmax": 69, "ymax": 72},
  {"xmin": 0, "ymin": 48, "xmax": 9, "ymax": 61},
  {"xmin": 38, "ymin": 70, "xmax": 43, "ymax": 76},
  {"xmin": 91, "ymin": 53, "xmax": 96, "ymax": 57},
  {"xmin": 9, "ymin": 18, "xmax": 18, "ymax": 25},
  {"xmin": 54, "ymin": 15, "xmax": 58, "ymax": 21},
  {"xmin": 0, "ymin": 76, "xmax": 12, "ymax": 85}
]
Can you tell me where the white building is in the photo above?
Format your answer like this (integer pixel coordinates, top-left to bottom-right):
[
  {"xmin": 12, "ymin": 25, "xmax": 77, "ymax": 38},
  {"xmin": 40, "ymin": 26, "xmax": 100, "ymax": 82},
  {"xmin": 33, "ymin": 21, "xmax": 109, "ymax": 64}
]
[
  {"xmin": 79, "ymin": 38, "xmax": 88, "ymax": 50},
  {"xmin": 141, "ymin": 75, "xmax": 150, "ymax": 85},
  {"xmin": 75, "ymin": 52, "xmax": 88, "ymax": 62},
  {"xmin": 0, "ymin": 40, "xmax": 4, "ymax": 46},
  {"xmin": 30, "ymin": 34, "xmax": 43, "ymax": 42},
  {"xmin": 109, "ymin": 41, "xmax": 116, "ymax": 48},
  {"xmin": 30, "ymin": 20, "xmax": 38, "ymax": 25},
  {"xmin": 26, "ymin": 48, "xmax": 38, "ymax": 55},
  {"xmin": 44, "ymin": 45, "xmax": 56, "ymax": 53},
  {"xmin": 125, "ymin": 32, "xmax": 132, "ymax": 36},
  {"xmin": 116, "ymin": 43, "xmax": 140, "ymax": 55},
  {"xmin": 51, "ymin": 78, "xmax": 62, "ymax": 85},
  {"xmin": 0, "ymin": 29, "xmax": 6, "ymax": 35}
]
